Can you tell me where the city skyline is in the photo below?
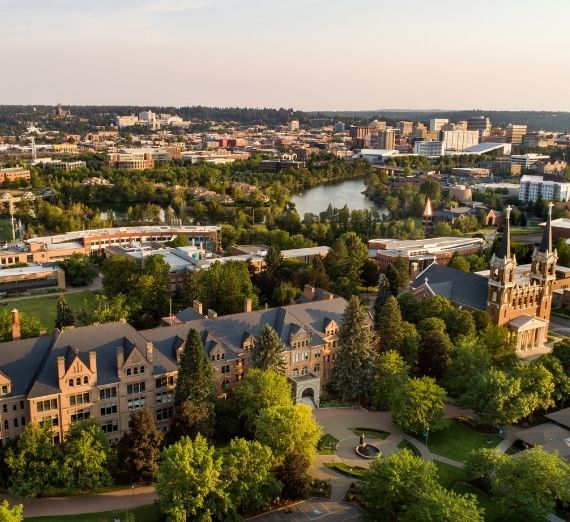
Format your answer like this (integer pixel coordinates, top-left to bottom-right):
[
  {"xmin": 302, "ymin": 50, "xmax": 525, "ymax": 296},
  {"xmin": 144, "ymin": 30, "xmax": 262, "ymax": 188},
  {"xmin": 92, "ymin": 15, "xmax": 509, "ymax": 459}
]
[{"xmin": 1, "ymin": 0, "xmax": 569, "ymax": 111}]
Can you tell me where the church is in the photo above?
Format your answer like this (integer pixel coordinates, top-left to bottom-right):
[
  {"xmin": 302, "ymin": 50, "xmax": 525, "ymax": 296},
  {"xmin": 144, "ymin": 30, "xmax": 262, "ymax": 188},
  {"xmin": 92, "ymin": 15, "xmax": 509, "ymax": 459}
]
[{"xmin": 411, "ymin": 204, "xmax": 557, "ymax": 354}]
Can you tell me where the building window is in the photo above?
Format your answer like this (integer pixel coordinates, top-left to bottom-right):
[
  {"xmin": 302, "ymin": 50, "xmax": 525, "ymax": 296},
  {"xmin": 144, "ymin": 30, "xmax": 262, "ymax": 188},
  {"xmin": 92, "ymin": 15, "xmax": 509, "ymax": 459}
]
[
  {"xmin": 36, "ymin": 398, "xmax": 58, "ymax": 412},
  {"xmin": 127, "ymin": 397, "xmax": 146, "ymax": 410},
  {"xmin": 292, "ymin": 368, "xmax": 299, "ymax": 378},
  {"xmin": 222, "ymin": 379, "xmax": 231, "ymax": 390},
  {"xmin": 314, "ymin": 364, "xmax": 321, "ymax": 372},
  {"xmin": 3, "ymin": 420, "xmax": 8, "ymax": 431},
  {"xmin": 156, "ymin": 407, "xmax": 174, "ymax": 422},
  {"xmin": 21, "ymin": 417, "xmax": 26, "ymax": 426},
  {"xmin": 301, "ymin": 367, "xmax": 308, "ymax": 375},
  {"xmin": 156, "ymin": 391, "xmax": 174, "ymax": 405},
  {"xmin": 127, "ymin": 382, "xmax": 146, "ymax": 395},
  {"xmin": 101, "ymin": 420, "xmax": 118, "ymax": 433},
  {"xmin": 75, "ymin": 377, "xmax": 81, "ymax": 386},
  {"xmin": 140, "ymin": 366, "xmax": 145, "ymax": 374},
  {"xmin": 133, "ymin": 367, "xmax": 139, "ymax": 375},
  {"xmin": 68, "ymin": 379, "xmax": 74, "ymax": 387},
  {"xmin": 69, "ymin": 392, "xmax": 90, "ymax": 407},
  {"xmin": 99, "ymin": 387, "xmax": 117, "ymax": 400},
  {"xmin": 1, "ymin": 385, "xmax": 9, "ymax": 395},
  {"xmin": 83, "ymin": 376, "xmax": 89, "ymax": 385},
  {"xmin": 19, "ymin": 401, "xmax": 24, "ymax": 409},
  {"xmin": 126, "ymin": 368, "xmax": 132, "ymax": 377},
  {"xmin": 12, "ymin": 403, "xmax": 16, "ymax": 411},
  {"xmin": 2, "ymin": 404, "xmax": 6, "ymax": 413},
  {"xmin": 71, "ymin": 409, "xmax": 90, "ymax": 423},
  {"xmin": 13, "ymin": 418, "xmax": 18, "ymax": 428},
  {"xmin": 155, "ymin": 376, "xmax": 175, "ymax": 389},
  {"xmin": 100, "ymin": 404, "xmax": 118, "ymax": 416},
  {"xmin": 221, "ymin": 365, "xmax": 230, "ymax": 374}
]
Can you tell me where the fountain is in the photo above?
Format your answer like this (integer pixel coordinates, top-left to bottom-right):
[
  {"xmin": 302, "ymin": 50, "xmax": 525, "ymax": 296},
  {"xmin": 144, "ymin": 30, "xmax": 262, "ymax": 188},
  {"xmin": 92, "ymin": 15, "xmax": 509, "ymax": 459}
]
[{"xmin": 355, "ymin": 433, "xmax": 381, "ymax": 459}]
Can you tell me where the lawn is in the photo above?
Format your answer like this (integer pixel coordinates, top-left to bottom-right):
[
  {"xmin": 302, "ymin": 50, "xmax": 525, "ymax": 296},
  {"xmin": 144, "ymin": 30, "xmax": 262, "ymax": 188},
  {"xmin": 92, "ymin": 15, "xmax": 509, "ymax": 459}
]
[
  {"xmin": 510, "ymin": 226, "xmax": 542, "ymax": 236},
  {"xmin": 26, "ymin": 504, "xmax": 161, "ymax": 522},
  {"xmin": 396, "ymin": 439, "xmax": 421, "ymax": 456},
  {"xmin": 427, "ymin": 420, "xmax": 502, "ymax": 463},
  {"xmin": 324, "ymin": 462, "xmax": 367, "ymax": 479},
  {"xmin": 317, "ymin": 433, "xmax": 339, "ymax": 455},
  {"xmin": 453, "ymin": 483, "xmax": 503, "ymax": 522},
  {"xmin": 0, "ymin": 291, "xmax": 98, "ymax": 331},
  {"xmin": 350, "ymin": 427, "xmax": 390, "ymax": 440},
  {"xmin": 435, "ymin": 461, "xmax": 468, "ymax": 489}
]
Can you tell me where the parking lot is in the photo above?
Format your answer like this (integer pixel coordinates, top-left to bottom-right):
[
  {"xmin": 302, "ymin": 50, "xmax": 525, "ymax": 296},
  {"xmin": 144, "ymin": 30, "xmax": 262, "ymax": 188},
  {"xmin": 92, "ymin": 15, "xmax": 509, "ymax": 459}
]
[{"xmin": 248, "ymin": 499, "xmax": 363, "ymax": 521}]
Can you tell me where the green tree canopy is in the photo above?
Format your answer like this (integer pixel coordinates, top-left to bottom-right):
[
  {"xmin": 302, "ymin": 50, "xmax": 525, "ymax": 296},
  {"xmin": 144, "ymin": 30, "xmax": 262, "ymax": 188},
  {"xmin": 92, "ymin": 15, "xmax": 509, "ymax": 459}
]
[
  {"xmin": 372, "ymin": 350, "xmax": 409, "ymax": 410},
  {"xmin": 251, "ymin": 325, "xmax": 287, "ymax": 373},
  {"xmin": 55, "ymin": 294, "xmax": 75, "ymax": 330},
  {"xmin": 59, "ymin": 253, "xmax": 98, "ymax": 287},
  {"xmin": 0, "ymin": 309, "xmax": 42, "ymax": 342},
  {"xmin": 0, "ymin": 501, "xmax": 23, "ymax": 522},
  {"xmin": 377, "ymin": 295, "xmax": 403, "ymax": 351}
]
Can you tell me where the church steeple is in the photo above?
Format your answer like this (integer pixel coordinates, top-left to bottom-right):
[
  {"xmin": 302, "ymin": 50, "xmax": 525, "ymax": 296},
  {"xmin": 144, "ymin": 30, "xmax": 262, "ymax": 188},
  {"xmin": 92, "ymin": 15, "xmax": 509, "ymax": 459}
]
[
  {"xmin": 496, "ymin": 205, "xmax": 512, "ymax": 259},
  {"xmin": 423, "ymin": 198, "xmax": 433, "ymax": 235}
]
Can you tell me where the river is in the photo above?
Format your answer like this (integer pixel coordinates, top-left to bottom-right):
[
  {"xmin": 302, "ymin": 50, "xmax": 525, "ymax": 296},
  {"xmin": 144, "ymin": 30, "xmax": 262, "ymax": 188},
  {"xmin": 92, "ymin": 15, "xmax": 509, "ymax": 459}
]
[{"xmin": 291, "ymin": 179, "xmax": 387, "ymax": 217}]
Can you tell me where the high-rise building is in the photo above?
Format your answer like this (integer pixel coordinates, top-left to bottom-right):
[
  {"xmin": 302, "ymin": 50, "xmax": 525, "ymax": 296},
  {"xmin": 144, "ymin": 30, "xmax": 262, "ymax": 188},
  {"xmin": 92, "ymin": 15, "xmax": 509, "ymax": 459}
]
[
  {"xmin": 441, "ymin": 130, "xmax": 479, "ymax": 151},
  {"xmin": 370, "ymin": 120, "xmax": 387, "ymax": 130},
  {"xmin": 414, "ymin": 140, "xmax": 444, "ymax": 156},
  {"xmin": 506, "ymin": 124, "xmax": 527, "ymax": 144},
  {"xmin": 397, "ymin": 121, "xmax": 413, "ymax": 136},
  {"xmin": 467, "ymin": 116, "xmax": 492, "ymax": 137},
  {"xmin": 288, "ymin": 120, "xmax": 300, "ymax": 131},
  {"xmin": 429, "ymin": 118, "xmax": 449, "ymax": 131},
  {"xmin": 334, "ymin": 122, "xmax": 345, "ymax": 133},
  {"xmin": 374, "ymin": 129, "xmax": 395, "ymax": 150},
  {"xmin": 518, "ymin": 175, "xmax": 570, "ymax": 202}
]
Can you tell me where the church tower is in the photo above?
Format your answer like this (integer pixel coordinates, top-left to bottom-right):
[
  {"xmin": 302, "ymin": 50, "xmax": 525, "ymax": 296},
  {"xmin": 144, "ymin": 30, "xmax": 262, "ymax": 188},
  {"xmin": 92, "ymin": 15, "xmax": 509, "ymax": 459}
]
[
  {"xmin": 530, "ymin": 202, "xmax": 557, "ymax": 321},
  {"xmin": 487, "ymin": 205, "xmax": 517, "ymax": 325},
  {"xmin": 423, "ymin": 198, "xmax": 433, "ymax": 235}
]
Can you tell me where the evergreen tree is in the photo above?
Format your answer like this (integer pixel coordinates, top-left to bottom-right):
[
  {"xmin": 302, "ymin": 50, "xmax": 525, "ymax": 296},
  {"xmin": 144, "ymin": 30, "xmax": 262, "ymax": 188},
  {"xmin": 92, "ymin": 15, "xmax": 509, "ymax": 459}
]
[
  {"xmin": 55, "ymin": 294, "xmax": 75, "ymax": 330},
  {"xmin": 373, "ymin": 273, "xmax": 391, "ymax": 325},
  {"xmin": 118, "ymin": 408, "xmax": 163, "ymax": 484},
  {"xmin": 251, "ymin": 325, "xmax": 286, "ymax": 373},
  {"xmin": 377, "ymin": 296, "xmax": 403, "ymax": 351},
  {"xmin": 332, "ymin": 296, "xmax": 376, "ymax": 403},
  {"xmin": 175, "ymin": 328, "xmax": 215, "ymax": 407},
  {"xmin": 385, "ymin": 257, "xmax": 409, "ymax": 296}
]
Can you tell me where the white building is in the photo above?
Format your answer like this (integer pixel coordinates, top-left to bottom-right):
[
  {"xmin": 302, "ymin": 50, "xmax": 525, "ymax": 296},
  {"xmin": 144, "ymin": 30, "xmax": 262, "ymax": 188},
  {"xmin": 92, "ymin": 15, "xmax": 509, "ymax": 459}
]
[
  {"xmin": 414, "ymin": 140, "xmax": 444, "ymax": 157},
  {"xmin": 511, "ymin": 154, "xmax": 551, "ymax": 169},
  {"xmin": 116, "ymin": 115, "xmax": 139, "ymax": 128},
  {"xmin": 441, "ymin": 130, "xmax": 479, "ymax": 151},
  {"xmin": 518, "ymin": 175, "xmax": 570, "ymax": 203},
  {"xmin": 429, "ymin": 118, "xmax": 449, "ymax": 131},
  {"xmin": 288, "ymin": 120, "xmax": 300, "ymax": 131},
  {"xmin": 352, "ymin": 149, "xmax": 400, "ymax": 164},
  {"xmin": 139, "ymin": 111, "xmax": 160, "ymax": 130}
]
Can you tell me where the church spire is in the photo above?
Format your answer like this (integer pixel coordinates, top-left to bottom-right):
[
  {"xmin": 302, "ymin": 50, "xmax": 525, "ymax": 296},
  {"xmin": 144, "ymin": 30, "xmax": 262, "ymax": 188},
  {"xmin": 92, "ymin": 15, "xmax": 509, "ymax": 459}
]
[
  {"xmin": 423, "ymin": 198, "xmax": 432, "ymax": 217},
  {"xmin": 496, "ymin": 205, "xmax": 512, "ymax": 259},
  {"xmin": 539, "ymin": 202, "xmax": 553, "ymax": 254}
]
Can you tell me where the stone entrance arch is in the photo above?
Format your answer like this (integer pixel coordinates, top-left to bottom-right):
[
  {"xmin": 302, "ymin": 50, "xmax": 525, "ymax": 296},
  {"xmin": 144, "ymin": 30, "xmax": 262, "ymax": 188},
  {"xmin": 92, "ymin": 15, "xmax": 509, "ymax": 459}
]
[{"xmin": 290, "ymin": 374, "xmax": 320, "ymax": 408}]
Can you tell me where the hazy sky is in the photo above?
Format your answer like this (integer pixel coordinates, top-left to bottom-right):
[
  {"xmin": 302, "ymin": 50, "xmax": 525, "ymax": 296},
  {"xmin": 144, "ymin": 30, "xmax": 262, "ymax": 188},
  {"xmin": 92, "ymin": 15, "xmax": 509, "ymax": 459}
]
[{"xmin": 1, "ymin": 0, "xmax": 569, "ymax": 110}]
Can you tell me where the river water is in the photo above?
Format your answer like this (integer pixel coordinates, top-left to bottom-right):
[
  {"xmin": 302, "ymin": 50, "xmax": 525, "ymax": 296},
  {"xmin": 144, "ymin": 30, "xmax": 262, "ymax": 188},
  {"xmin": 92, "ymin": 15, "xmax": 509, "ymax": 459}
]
[{"xmin": 291, "ymin": 179, "xmax": 387, "ymax": 217}]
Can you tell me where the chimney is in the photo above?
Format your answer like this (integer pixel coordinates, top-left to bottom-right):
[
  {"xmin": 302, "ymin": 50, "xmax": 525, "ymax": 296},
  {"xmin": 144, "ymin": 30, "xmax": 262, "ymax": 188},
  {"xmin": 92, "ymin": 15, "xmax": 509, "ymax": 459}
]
[
  {"xmin": 11, "ymin": 309, "xmax": 20, "ymax": 340},
  {"xmin": 244, "ymin": 298, "xmax": 252, "ymax": 313},
  {"xmin": 88, "ymin": 351, "xmax": 97, "ymax": 373},
  {"xmin": 57, "ymin": 355, "xmax": 65, "ymax": 380},
  {"xmin": 116, "ymin": 347, "xmax": 124, "ymax": 373},
  {"xmin": 193, "ymin": 300, "xmax": 203, "ymax": 315},
  {"xmin": 207, "ymin": 309, "xmax": 217, "ymax": 319},
  {"xmin": 303, "ymin": 285, "xmax": 316, "ymax": 301},
  {"xmin": 146, "ymin": 342, "xmax": 154, "ymax": 363}
]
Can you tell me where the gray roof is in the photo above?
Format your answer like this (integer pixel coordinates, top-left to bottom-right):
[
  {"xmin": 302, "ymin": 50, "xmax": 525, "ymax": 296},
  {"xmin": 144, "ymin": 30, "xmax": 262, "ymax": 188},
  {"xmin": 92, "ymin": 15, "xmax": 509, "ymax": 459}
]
[{"xmin": 412, "ymin": 264, "xmax": 488, "ymax": 310}]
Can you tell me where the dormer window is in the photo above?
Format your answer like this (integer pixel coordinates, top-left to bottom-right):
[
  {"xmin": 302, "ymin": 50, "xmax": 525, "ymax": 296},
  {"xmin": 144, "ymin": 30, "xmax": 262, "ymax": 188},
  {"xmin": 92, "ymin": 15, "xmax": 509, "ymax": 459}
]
[
  {"xmin": 0, "ymin": 385, "xmax": 8, "ymax": 395},
  {"xmin": 75, "ymin": 377, "xmax": 81, "ymax": 386},
  {"xmin": 140, "ymin": 366, "xmax": 145, "ymax": 374},
  {"xmin": 133, "ymin": 367, "xmax": 139, "ymax": 375}
]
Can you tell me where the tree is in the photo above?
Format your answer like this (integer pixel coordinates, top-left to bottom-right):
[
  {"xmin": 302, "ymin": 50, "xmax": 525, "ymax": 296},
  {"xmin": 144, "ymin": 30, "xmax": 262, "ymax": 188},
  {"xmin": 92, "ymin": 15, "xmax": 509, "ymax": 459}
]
[
  {"xmin": 360, "ymin": 449, "xmax": 439, "ymax": 520},
  {"xmin": 265, "ymin": 245, "xmax": 284, "ymax": 277},
  {"xmin": 418, "ymin": 327, "xmax": 453, "ymax": 379},
  {"xmin": 402, "ymin": 487, "xmax": 483, "ymax": 522},
  {"xmin": 472, "ymin": 310, "xmax": 492, "ymax": 333},
  {"xmin": 118, "ymin": 408, "xmax": 163, "ymax": 483},
  {"xmin": 376, "ymin": 296, "xmax": 403, "ymax": 351},
  {"xmin": 372, "ymin": 350, "xmax": 409, "ymax": 410},
  {"xmin": 271, "ymin": 282, "xmax": 300, "ymax": 306},
  {"xmin": 76, "ymin": 294, "xmax": 133, "ymax": 326},
  {"xmin": 101, "ymin": 255, "xmax": 142, "ymax": 296},
  {"xmin": 385, "ymin": 257, "xmax": 409, "ymax": 296},
  {"xmin": 59, "ymin": 253, "xmax": 98, "ymax": 287},
  {"xmin": 444, "ymin": 336, "xmax": 491, "ymax": 397},
  {"xmin": 251, "ymin": 325, "xmax": 287, "ymax": 373},
  {"xmin": 492, "ymin": 447, "xmax": 570, "ymax": 521},
  {"xmin": 373, "ymin": 273, "xmax": 391, "ymax": 325},
  {"xmin": 360, "ymin": 258, "xmax": 380, "ymax": 290},
  {"xmin": 175, "ymin": 328, "xmax": 215, "ymax": 407},
  {"xmin": 168, "ymin": 400, "xmax": 213, "ymax": 443},
  {"xmin": 398, "ymin": 292, "xmax": 420, "ymax": 323},
  {"xmin": 0, "ymin": 501, "xmax": 23, "ymax": 522},
  {"xmin": 255, "ymin": 404, "xmax": 322, "ymax": 464},
  {"xmin": 223, "ymin": 438, "xmax": 282, "ymax": 513},
  {"xmin": 61, "ymin": 420, "xmax": 113, "ymax": 491},
  {"xmin": 169, "ymin": 235, "xmax": 190, "ymax": 247},
  {"xmin": 392, "ymin": 377, "xmax": 447, "ymax": 434},
  {"xmin": 0, "ymin": 310, "xmax": 42, "ymax": 342},
  {"xmin": 448, "ymin": 253, "xmax": 470, "ymax": 272},
  {"xmin": 5, "ymin": 421, "xmax": 59, "ymax": 497},
  {"xmin": 276, "ymin": 451, "xmax": 311, "ymax": 500},
  {"xmin": 480, "ymin": 325, "xmax": 517, "ymax": 367},
  {"xmin": 134, "ymin": 254, "xmax": 171, "ymax": 324},
  {"xmin": 445, "ymin": 308, "xmax": 476, "ymax": 341},
  {"xmin": 55, "ymin": 294, "xmax": 75, "ymax": 330},
  {"xmin": 464, "ymin": 448, "xmax": 507, "ymax": 492},
  {"xmin": 537, "ymin": 354, "xmax": 570, "ymax": 406},
  {"xmin": 235, "ymin": 369, "xmax": 293, "ymax": 433},
  {"xmin": 156, "ymin": 434, "xmax": 232, "ymax": 522},
  {"xmin": 331, "ymin": 296, "xmax": 376, "ymax": 403},
  {"xmin": 517, "ymin": 362, "xmax": 555, "ymax": 417}
]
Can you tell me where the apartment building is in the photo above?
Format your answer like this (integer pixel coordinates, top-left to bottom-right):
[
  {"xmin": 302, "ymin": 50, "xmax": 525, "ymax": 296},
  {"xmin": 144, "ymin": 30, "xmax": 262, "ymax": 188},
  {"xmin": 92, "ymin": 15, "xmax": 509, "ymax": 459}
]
[
  {"xmin": 441, "ymin": 130, "xmax": 479, "ymax": 151},
  {"xmin": 396, "ymin": 121, "xmax": 413, "ymax": 136},
  {"xmin": 414, "ymin": 140, "xmax": 444, "ymax": 157},
  {"xmin": 506, "ymin": 124, "xmax": 528, "ymax": 144},
  {"xmin": 107, "ymin": 149, "xmax": 172, "ymax": 170},
  {"xmin": 518, "ymin": 175, "xmax": 570, "ymax": 202},
  {"xmin": 372, "ymin": 129, "xmax": 395, "ymax": 150},
  {"xmin": 0, "ymin": 290, "xmax": 353, "ymax": 443},
  {"xmin": 429, "ymin": 118, "xmax": 449, "ymax": 131},
  {"xmin": 467, "ymin": 116, "xmax": 492, "ymax": 137}
]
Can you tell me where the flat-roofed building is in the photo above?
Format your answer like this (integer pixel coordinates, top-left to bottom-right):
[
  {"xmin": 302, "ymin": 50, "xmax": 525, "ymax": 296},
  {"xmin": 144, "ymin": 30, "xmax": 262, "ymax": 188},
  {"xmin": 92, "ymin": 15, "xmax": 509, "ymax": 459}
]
[
  {"xmin": 414, "ymin": 140, "xmax": 444, "ymax": 156},
  {"xmin": 511, "ymin": 153, "xmax": 550, "ymax": 169},
  {"xmin": 506, "ymin": 124, "xmax": 528, "ymax": 144},
  {"xmin": 451, "ymin": 167, "xmax": 490, "ymax": 178},
  {"xmin": 429, "ymin": 118, "xmax": 449, "ymax": 131},
  {"xmin": 518, "ymin": 175, "xmax": 570, "ymax": 202},
  {"xmin": 0, "ymin": 265, "xmax": 66, "ymax": 296},
  {"xmin": 441, "ymin": 130, "xmax": 479, "ymax": 151},
  {"xmin": 0, "ymin": 168, "xmax": 31, "ymax": 183}
]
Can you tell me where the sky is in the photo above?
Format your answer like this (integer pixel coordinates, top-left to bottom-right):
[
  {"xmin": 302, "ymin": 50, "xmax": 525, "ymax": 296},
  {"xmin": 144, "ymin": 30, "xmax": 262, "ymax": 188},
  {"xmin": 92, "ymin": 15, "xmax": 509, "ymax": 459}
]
[{"xmin": 1, "ymin": 0, "xmax": 569, "ymax": 111}]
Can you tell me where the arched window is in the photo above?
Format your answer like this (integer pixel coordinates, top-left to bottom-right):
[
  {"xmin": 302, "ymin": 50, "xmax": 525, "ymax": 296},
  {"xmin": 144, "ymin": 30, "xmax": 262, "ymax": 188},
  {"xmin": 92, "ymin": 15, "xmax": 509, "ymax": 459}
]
[
  {"xmin": 292, "ymin": 368, "xmax": 299, "ymax": 378},
  {"xmin": 68, "ymin": 379, "xmax": 74, "ymax": 387},
  {"xmin": 314, "ymin": 364, "xmax": 321, "ymax": 372},
  {"xmin": 126, "ymin": 368, "xmax": 132, "ymax": 376},
  {"xmin": 301, "ymin": 367, "xmax": 308, "ymax": 375},
  {"xmin": 133, "ymin": 367, "xmax": 138, "ymax": 375},
  {"xmin": 140, "ymin": 366, "xmax": 145, "ymax": 374},
  {"xmin": 75, "ymin": 377, "xmax": 81, "ymax": 386},
  {"xmin": 83, "ymin": 376, "xmax": 88, "ymax": 385}
]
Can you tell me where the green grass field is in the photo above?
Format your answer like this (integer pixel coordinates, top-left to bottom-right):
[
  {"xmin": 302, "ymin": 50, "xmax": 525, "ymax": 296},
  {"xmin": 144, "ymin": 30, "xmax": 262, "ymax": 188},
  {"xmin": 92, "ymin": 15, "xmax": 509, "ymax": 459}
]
[
  {"xmin": 396, "ymin": 439, "xmax": 421, "ymax": 456},
  {"xmin": 26, "ymin": 504, "xmax": 161, "ymax": 522},
  {"xmin": 0, "ymin": 291, "xmax": 97, "ymax": 331},
  {"xmin": 427, "ymin": 420, "xmax": 502, "ymax": 463},
  {"xmin": 324, "ymin": 462, "xmax": 367, "ymax": 478}
]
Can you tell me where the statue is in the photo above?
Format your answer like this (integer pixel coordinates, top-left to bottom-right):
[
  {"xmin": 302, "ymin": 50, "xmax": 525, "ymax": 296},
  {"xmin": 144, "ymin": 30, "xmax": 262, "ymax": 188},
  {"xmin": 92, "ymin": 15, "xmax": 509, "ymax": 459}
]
[{"xmin": 360, "ymin": 433, "xmax": 366, "ymax": 448}]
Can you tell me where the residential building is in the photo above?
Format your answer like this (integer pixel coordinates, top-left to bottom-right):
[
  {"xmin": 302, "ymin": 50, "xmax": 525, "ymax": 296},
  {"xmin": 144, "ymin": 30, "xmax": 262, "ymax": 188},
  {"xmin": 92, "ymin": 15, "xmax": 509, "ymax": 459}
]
[
  {"xmin": 0, "ymin": 289, "xmax": 354, "ymax": 442},
  {"xmin": 411, "ymin": 205, "xmax": 557, "ymax": 354},
  {"xmin": 429, "ymin": 118, "xmax": 449, "ymax": 131},
  {"xmin": 506, "ymin": 124, "xmax": 528, "ymax": 144},
  {"xmin": 288, "ymin": 120, "xmax": 300, "ymax": 132},
  {"xmin": 396, "ymin": 121, "xmax": 413, "ymax": 136},
  {"xmin": 372, "ymin": 129, "xmax": 395, "ymax": 150},
  {"xmin": 467, "ymin": 116, "xmax": 492, "ymax": 137},
  {"xmin": 441, "ymin": 130, "xmax": 479, "ymax": 151},
  {"xmin": 414, "ymin": 140, "xmax": 444, "ymax": 157},
  {"xmin": 533, "ymin": 160, "xmax": 567, "ymax": 175},
  {"xmin": 518, "ymin": 175, "xmax": 570, "ymax": 202}
]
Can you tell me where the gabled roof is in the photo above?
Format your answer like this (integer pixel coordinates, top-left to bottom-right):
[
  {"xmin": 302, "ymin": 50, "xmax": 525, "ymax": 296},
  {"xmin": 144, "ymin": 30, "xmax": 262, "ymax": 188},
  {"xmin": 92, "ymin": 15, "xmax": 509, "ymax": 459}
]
[{"xmin": 412, "ymin": 263, "xmax": 488, "ymax": 310}]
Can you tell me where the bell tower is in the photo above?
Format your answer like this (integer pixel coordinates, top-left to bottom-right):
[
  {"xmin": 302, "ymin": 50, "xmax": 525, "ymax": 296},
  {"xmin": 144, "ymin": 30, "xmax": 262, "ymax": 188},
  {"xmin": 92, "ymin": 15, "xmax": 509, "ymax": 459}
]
[
  {"xmin": 531, "ymin": 202, "xmax": 557, "ymax": 320},
  {"xmin": 423, "ymin": 198, "xmax": 433, "ymax": 236},
  {"xmin": 487, "ymin": 206, "xmax": 516, "ymax": 325}
]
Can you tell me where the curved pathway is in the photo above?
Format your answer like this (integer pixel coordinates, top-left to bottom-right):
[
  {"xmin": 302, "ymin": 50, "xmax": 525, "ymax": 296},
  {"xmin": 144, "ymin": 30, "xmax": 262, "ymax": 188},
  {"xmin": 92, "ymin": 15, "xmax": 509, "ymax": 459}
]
[{"xmin": 0, "ymin": 485, "xmax": 157, "ymax": 519}]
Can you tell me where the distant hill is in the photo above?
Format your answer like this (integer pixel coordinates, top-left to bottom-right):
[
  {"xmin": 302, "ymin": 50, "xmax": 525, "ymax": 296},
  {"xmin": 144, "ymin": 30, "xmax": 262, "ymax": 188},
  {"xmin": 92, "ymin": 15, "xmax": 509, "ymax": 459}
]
[{"xmin": 312, "ymin": 109, "xmax": 570, "ymax": 132}]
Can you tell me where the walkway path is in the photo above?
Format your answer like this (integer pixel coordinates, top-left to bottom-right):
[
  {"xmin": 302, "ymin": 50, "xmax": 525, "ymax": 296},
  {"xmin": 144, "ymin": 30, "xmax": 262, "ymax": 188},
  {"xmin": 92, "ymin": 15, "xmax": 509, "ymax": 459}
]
[{"xmin": 0, "ymin": 485, "xmax": 157, "ymax": 519}]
